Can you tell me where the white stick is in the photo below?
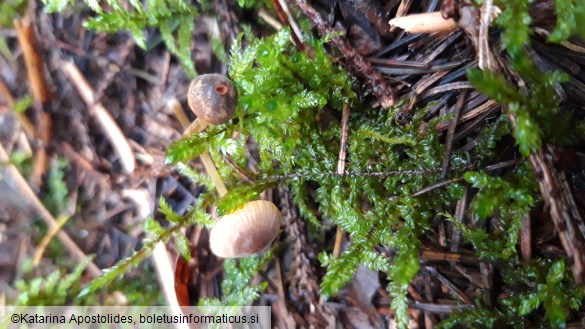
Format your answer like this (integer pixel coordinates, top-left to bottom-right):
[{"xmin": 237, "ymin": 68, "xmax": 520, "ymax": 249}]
[{"xmin": 389, "ymin": 12, "xmax": 458, "ymax": 34}]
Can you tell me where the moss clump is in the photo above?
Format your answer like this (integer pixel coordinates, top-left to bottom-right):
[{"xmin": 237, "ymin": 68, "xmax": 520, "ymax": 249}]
[
  {"xmin": 53, "ymin": 0, "xmax": 585, "ymax": 327},
  {"xmin": 169, "ymin": 28, "xmax": 524, "ymax": 327}
]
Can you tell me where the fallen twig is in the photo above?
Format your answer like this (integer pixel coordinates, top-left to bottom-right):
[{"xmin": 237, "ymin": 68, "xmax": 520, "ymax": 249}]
[
  {"xmin": 333, "ymin": 104, "xmax": 350, "ymax": 258},
  {"xmin": 62, "ymin": 61, "xmax": 136, "ymax": 174},
  {"xmin": 14, "ymin": 16, "xmax": 52, "ymax": 188},
  {"xmin": 389, "ymin": 12, "xmax": 458, "ymax": 34},
  {"xmin": 13, "ymin": 17, "xmax": 51, "ymax": 104},
  {"xmin": 273, "ymin": 0, "xmax": 305, "ymax": 50},
  {"xmin": 0, "ymin": 144, "xmax": 102, "ymax": 278},
  {"xmin": 259, "ymin": 9, "xmax": 283, "ymax": 30},
  {"xmin": 292, "ymin": 0, "xmax": 396, "ymax": 108}
]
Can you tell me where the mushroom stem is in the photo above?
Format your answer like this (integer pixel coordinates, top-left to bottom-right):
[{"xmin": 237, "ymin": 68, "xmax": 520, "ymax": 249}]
[
  {"xmin": 172, "ymin": 102, "xmax": 228, "ymax": 197},
  {"xmin": 182, "ymin": 118, "xmax": 210, "ymax": 137},
  {"xmin": 199, "ymin": 151, "xmax": 228, "ymax": 197}
]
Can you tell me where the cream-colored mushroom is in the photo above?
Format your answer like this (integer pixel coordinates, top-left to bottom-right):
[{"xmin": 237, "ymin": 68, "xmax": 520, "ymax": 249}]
[{"xmin": 209, "ymin": 200, "xmax": 282, "ymax": 258}]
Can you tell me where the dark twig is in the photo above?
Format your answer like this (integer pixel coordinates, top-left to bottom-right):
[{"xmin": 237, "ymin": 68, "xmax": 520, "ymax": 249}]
[
  {"xmin": 528, "ymin": 144, "xmax": 585, "ymax": 284},
  {"xmin": 420, "ymin": 249, "xmax": 481, "ymax": 263},
  {"xmin": 411, "ymin": 178, "xmax": 463, "ymax": 198},
  {"xmin": 223, "ymin": 155, "xmax": 256, "ymax": 184},
  {"xmin": 291, "ymin": 0, "xmax": 395, "ymax": 108},
  {"xmin": 441, "ymin": 90, "xmax": 468, "ymax": 179},
  {"xmin": 520, "ymin": 214, "xmax": 532, "ymax": 261},
  {"xmin": 425, "ymin": 266, "xmax": 473, "ymax": 304}
]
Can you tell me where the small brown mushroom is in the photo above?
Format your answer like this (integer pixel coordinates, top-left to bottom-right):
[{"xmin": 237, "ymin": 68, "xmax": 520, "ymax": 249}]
[
  {"xmin": 209, "ymin": 200, "xmax": 282, "ymax": 258},
  {"xmin": 185, "ymin": 74, "xmax": 238, "ymax": 135},
  {"xmin": 183, "ymin": 74, "xmax": 239, "ymax": 196}
]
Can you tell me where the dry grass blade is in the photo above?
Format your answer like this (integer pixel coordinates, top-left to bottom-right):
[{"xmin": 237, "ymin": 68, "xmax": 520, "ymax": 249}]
[
  {"xmin": 61, "ymin": 61, "xmax": 136, "ymax": 174},
  {"xmin": 13, "ymin": 17, "xmax": 51, "ymax": 104},
  {"xmin": 0, "ymin": 144, "xmax": 102, "ymax": 278}
]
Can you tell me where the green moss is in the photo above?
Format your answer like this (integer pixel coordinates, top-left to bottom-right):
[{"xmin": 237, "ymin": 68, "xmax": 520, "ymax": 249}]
[
  {"xmin": 53, "ymin": 0, "xmax": 585, "ymax": 327},
  {"xmin": 14, "ymin": 258, "xmax": 96, "ymax": 306},
  {"xmin": 199, "ymin": 253, "xmax": 271, "ymax": 306},
  {"xmin": 196, "ymin": 31, "xmax": 496, "ymax": 326},
  {"xmin": 0, "ymin": 0, "xmax": 27, "ymax": 26},
  {"xmin": 439, "ymin": 259, "xmax": 584, "ymax": 329}
]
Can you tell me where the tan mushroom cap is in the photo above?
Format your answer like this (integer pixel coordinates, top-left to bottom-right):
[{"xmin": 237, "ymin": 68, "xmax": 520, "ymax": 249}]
[
  {"xmin": 209, "ymin": 200, "xmax": 282, "ymax": 258},
  {"xmin": 187, "ymin": 74, "xmax": 238, "ymax": 125}
]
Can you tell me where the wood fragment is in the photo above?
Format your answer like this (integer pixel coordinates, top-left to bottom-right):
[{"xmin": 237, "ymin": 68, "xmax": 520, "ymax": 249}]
[
  {"xmin": 29, "ymin": 111, "xmax": 50, "ymax": 188},
  {"xmin": 13, "ymin": 17, "xmax": 51, "ymax": 104},
  {"xmin": 520, "ymin": 214, "xmax": 532, "ymax": 261},
  {"xmin": 422, "ymin": 269, "xmax": 436, "ymax": 329},
  {"xmin": 273, "ymin": 0, "xmax": 305, "ymax": 50},
  {"xmin": 389, "ymin": 12, "xmax": 458, "ymax": 34},
  {"xmin": 420, "ymin": 249, "xmax": 480, "ymax": 263}
]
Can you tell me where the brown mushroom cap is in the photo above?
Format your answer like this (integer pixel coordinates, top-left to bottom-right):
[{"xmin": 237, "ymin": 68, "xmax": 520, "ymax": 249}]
[
  {"xmin": 187, "ymin": 74, "xmax": 238, "ymax": 125},
  {"xmin": 209, "ymin": 200, "xmax": 282, "ymax": 258}
]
